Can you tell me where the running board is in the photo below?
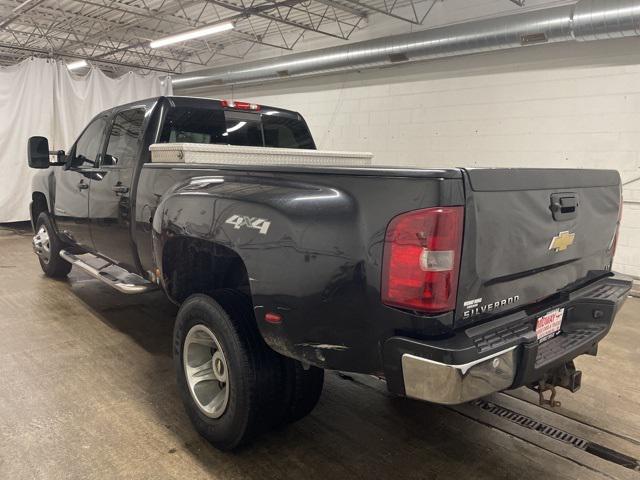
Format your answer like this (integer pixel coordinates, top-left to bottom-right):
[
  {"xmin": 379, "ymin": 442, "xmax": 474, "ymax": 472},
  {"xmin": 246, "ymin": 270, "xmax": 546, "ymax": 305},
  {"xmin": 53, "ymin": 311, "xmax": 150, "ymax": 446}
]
[{"xmin": 59, "ymin": 250, "xmax": 157, "ymax": 294}]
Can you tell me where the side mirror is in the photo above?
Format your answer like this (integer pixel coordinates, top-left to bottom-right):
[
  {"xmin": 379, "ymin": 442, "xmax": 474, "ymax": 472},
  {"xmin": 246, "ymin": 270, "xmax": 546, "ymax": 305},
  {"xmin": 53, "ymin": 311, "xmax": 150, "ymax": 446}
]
[{"xmin": 27, "ymin": 136, "xmax": 51, "ymax": 169}]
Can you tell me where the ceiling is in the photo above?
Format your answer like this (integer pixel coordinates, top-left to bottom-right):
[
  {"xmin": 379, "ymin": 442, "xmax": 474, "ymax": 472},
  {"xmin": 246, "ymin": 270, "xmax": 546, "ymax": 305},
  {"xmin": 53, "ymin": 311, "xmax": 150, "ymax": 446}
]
[{"xmin": 0, "ymin": 0, "xmax": 532, "ymax": 75}]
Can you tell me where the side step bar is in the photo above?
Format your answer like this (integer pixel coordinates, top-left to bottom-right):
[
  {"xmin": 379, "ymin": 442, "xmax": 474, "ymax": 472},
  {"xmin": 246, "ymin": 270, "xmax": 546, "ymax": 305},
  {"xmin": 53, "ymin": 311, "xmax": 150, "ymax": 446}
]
[{"xmin": 59, "ymin": 250, "xmax": 157, "ymax": 294}]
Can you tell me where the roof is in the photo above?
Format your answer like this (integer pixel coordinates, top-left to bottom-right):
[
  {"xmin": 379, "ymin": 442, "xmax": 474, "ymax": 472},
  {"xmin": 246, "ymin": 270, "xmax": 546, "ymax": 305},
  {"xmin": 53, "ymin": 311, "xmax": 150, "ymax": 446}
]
[{"xmin": 0, "ymin": 0, "xmax": 543, "ymax": 75}]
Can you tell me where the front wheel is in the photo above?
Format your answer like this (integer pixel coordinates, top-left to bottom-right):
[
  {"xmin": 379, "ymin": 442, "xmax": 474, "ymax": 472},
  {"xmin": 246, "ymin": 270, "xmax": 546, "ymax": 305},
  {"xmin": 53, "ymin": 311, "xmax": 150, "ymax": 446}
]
[{"xmin": 33, "ymin": 212, "xmax": 72, "ymax": 278}]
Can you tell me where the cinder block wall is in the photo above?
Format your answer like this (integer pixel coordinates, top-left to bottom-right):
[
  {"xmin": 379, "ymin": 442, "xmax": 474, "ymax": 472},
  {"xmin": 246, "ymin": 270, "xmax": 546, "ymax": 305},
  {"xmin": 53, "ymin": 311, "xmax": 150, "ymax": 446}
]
[{"xmin": 184, "ymin": 37, "xmax": 640, "ymax": 277}]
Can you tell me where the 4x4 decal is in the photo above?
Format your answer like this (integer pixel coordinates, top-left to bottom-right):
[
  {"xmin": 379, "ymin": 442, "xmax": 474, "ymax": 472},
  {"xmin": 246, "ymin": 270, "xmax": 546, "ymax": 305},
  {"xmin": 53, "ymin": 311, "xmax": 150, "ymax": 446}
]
[{"xmin": 225, "ymin": 215, "xmax": 271, "ymax": 235}]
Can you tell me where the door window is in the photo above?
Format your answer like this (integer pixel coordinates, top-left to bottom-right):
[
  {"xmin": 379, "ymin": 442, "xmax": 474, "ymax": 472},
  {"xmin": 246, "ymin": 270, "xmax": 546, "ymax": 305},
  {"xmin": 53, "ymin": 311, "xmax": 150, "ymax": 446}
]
[
  {"xmin": 103, "ymin": 109, "xmax": 146, "ymax": 167},
  {"xmin": 72, "ymin": 116, "xmax": 108, "ymax": 168}
]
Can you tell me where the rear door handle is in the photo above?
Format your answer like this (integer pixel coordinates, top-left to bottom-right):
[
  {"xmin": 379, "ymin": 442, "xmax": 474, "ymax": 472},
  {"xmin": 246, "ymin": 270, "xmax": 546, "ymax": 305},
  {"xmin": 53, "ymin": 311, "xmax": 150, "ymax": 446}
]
[
  {"xmin": 78, "ymin": 181, "xmax": 89, "ymax": 190},
  {"xmin": 112, "ymin": 184, "xmax": 129, "ymax": 194}
]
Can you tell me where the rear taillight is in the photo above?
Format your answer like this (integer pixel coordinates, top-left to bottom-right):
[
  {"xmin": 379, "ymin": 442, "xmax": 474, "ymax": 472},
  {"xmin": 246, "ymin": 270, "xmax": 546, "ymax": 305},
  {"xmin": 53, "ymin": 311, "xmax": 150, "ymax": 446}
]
[
  {"xmin": 220, "ymin": 99, "xmax": 261, "ymax": 111},
  {"xmin": 382, "ymin": 207, "xmax": 464, "ymax": 313}
]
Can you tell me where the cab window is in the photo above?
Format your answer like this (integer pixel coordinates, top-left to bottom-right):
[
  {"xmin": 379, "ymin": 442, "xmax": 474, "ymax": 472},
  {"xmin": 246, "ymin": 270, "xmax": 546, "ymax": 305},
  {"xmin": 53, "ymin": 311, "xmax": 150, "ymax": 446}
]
[
  {"xmin": 71, "ymin": 116, "xmax": 109, "ymax": 167},
  {"xmin": 159, "ymin": 107, "xmax": 226, "ymax": 144},
  {"xmin": 103, "ymin": 109, "xmax": 146, "ymax": 167},
  {"xmin": 262, "ymin": 114, "xmax": 315, "ymax": 149},
  {"xmin": 158, "ymin": 105, "xmax": 316, "ymax": 150},
  {"xmin": 223, "ymin": 112, "xmax": 263, "ymax": 147}
]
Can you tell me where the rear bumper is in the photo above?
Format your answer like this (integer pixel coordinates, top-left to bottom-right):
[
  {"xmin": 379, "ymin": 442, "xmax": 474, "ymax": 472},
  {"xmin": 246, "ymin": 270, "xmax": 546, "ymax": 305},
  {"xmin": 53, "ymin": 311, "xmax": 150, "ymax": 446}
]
[{"xmin": 383, "ymin": 274, "xmax": 631, "ymax": 405}]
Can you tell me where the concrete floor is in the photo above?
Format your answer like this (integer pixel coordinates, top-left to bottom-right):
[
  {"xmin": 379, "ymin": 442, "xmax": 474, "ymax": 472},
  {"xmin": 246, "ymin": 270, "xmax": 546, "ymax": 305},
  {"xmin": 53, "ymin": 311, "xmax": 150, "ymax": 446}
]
[{"xmin": 0, "ymin": 228, "xmax": 639, "ymax": 479}]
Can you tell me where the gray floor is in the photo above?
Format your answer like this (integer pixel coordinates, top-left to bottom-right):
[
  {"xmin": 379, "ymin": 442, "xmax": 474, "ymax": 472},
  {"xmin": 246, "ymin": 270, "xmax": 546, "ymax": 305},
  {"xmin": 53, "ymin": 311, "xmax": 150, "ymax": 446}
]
[{"xmin": 0, "ymin": 228, "xmax": 639, "ymax": 479}]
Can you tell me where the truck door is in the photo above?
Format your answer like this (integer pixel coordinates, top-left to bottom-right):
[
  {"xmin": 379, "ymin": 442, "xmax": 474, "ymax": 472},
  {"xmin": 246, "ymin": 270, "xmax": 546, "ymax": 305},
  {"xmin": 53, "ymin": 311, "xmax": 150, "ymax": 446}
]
[
  {"xmin": 89, "ymin": 107, "xmax": 146, "ymax": 272},
  {"xmin": 53, "ymin": 115, "xmax": 109, "ymax": 249}
]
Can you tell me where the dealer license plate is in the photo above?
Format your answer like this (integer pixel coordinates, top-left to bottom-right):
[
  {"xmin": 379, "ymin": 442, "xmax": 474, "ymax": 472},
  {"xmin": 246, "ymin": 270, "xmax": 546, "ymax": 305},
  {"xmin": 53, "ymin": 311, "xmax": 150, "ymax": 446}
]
[{"xmin": 535, "ymin": 308, "xmax": 564, "ymax": 343}]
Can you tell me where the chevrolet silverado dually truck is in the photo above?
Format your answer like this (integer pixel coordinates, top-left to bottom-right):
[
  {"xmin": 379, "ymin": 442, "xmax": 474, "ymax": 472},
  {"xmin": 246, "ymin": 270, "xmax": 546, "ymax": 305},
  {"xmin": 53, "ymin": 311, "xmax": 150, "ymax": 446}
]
[{"xmin": 27, "ymin": 96, "xmax": 631, "ymax": 450}]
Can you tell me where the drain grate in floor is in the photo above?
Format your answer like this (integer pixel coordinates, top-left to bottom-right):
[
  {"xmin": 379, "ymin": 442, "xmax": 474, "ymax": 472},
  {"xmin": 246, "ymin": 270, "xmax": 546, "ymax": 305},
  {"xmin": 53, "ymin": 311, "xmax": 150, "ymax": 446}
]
[{"xmin": 472, "ymin": 399, "xmax": 640, "ymax": 471}]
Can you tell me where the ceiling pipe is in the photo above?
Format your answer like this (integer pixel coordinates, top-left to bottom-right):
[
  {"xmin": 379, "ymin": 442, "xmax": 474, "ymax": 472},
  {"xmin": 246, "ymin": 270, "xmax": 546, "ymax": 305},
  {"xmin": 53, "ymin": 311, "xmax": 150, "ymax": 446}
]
[{"xmin": 172, "ymin": 0, "xmax": 640, "ymax": 89}]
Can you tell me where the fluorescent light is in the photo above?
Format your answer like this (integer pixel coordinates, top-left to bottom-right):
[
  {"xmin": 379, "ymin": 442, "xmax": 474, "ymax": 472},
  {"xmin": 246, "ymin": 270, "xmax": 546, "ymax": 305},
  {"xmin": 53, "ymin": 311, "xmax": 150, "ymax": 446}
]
[
  {"xmin": 150, "ymin": 22, "xmax": 234, "ymax": 49},
  {"xmin": 66, "ymin": 60, "xmax": 88, "ymax": 71}
]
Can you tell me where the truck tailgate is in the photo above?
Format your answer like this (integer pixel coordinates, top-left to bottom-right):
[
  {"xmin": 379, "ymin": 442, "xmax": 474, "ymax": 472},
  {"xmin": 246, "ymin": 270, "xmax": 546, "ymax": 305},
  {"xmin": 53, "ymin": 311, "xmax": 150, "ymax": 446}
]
[{"xmin": 455, "ymin": 168, "xmax": 621, "ymax": 328}]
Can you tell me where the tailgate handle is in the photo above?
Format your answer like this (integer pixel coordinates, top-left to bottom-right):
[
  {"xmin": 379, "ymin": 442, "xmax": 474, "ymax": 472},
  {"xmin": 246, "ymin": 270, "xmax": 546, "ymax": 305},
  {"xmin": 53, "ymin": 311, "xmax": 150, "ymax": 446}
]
[{"xmin": 550, "ymin": 193, "xmax": 578, "ymax": 221}]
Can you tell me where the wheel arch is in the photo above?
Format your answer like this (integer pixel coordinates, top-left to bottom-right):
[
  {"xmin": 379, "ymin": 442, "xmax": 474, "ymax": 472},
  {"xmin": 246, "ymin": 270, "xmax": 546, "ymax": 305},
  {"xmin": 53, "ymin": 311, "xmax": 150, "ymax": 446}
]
[
  {"xmin": 161, "ymin": 235, "xmax": 252, "ymax": 306},
  {"xmin": 31, "ymin": 192, "xmax": 49, "ymax": 229}
]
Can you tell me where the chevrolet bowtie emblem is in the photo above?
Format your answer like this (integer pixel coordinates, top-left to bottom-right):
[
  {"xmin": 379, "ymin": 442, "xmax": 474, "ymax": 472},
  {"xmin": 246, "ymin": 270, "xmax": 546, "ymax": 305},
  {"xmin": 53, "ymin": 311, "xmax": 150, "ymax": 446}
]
[{"xmin": 549, "ymin": 231, "xmax": 575, "ymax": 252}]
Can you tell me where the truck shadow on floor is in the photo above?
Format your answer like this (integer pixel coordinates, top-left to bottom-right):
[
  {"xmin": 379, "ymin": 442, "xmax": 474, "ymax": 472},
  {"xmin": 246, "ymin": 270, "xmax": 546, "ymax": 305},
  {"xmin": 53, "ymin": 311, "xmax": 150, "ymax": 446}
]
[
  {"xmin": 64, "ymin": 274, "xmax": 577, "ymax": 480},
  {"xmin": 68, "ymin": 271, "xmax": 177, "ymax": 357}
]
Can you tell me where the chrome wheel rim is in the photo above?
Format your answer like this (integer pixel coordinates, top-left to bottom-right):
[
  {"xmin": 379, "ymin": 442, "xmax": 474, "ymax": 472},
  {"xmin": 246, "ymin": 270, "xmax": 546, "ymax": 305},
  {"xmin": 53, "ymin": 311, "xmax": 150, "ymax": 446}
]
[
  {"xmin": 33, "ymin": 225, "xmax": 51, "ymax": 264},
  {"xmin": 183, "ymin": 324, "xmax": 230, "ymax": 418}
]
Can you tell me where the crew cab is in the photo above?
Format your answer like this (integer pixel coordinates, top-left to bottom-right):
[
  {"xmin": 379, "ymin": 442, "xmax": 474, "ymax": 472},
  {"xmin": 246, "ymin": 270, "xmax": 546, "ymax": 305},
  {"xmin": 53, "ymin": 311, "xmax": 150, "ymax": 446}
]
[{"xmin": 27, "ymin": 96, "xmax": 631, "ymax": 450}]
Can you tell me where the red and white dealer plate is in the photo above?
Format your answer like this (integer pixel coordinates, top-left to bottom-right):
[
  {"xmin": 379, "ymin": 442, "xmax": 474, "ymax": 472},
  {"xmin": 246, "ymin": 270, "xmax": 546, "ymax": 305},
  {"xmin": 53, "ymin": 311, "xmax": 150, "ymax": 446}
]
[{"xmin": 535, "ymin": 308, "xmax": 564, "ymax": 343}]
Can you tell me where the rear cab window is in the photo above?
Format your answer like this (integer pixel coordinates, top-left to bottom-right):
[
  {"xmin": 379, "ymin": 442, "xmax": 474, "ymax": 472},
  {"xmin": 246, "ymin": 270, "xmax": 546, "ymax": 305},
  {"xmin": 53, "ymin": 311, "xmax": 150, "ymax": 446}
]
[
  {"xmin": 223, "ymin": 112, "xmax": 263, "ymax": 147},
  {"xmin": 159, "ymin": 107, "xmax": 227, "ymax": 144},
  {"xmin": 262, "ymin": 113, "xmax": 315, "ymax": 149},
  {"xmin": 157, "ymin": 100, "xmax": 315, "ymax": 150}
]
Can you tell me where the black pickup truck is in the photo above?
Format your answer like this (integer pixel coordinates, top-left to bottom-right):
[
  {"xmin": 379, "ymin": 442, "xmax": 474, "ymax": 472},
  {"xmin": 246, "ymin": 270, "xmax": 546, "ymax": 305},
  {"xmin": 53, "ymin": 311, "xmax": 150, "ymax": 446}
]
[{"xmin": 27, "ymin": 96, "xmax": 631, "ymax": 450}]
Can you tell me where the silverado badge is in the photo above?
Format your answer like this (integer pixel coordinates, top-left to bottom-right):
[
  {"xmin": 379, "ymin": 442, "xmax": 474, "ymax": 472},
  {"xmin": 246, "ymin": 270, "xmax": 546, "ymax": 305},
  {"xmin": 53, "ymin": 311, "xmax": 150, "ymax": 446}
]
[{"xmin": 549, "ymin": 231, "xmax": 575, "ymax": 252}]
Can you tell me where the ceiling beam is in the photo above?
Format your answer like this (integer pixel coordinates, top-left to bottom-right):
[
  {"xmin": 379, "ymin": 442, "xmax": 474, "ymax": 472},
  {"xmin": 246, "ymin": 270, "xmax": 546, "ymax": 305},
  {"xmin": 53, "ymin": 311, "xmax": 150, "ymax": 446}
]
[
  {"xmin": 0, "ymin": 40, "xmax": 175, "ymax": 73},
  {"xmin": 2, "ymin": 25, "xmax": 214, "ymax": 68},
  {"xmin": 338, "ymin": 0, "xmax": 428, "ymax": 24},
  {"xmin": 0, "ymin": 0, "xmax": 46, "ymax": 30},
  {"xmin": 0, "ymin": 0, "xmax": 403, "ymax": 73},
  {"xmin": 312, "ymin": 0, "xmax": 368, "ymax": 19},
  {"xmin": 206, "ymin": 0, "xmax": 350, "ymax": 40}
]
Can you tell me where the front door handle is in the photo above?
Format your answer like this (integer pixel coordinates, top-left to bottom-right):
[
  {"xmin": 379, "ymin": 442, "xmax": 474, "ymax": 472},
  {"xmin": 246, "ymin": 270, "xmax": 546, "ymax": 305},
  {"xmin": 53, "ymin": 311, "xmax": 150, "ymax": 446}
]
[
  {"xmin": 78, "ymin": 181, "xmax": 89, "ymax": 190},
  {"xmin": 112, "ymin": 184, "xmax": 129, "ymax": 194}
]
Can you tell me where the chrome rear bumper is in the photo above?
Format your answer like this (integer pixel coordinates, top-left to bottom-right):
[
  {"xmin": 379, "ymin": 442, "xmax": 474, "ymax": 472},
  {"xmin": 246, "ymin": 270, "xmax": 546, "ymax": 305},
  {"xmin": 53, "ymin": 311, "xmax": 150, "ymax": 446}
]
[
  {"xmin": 401, "ymin": 347, "xmax": 517, "ymax": 404},
  {"xmin": 383, "ymin": 274, "xmax": 631, "ymax": 405}
]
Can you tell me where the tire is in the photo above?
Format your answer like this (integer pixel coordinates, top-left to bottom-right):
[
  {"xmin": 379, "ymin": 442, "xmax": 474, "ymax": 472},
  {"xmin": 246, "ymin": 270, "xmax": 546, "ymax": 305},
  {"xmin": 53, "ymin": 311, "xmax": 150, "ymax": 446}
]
[
  {"xmin": 34, "ymin": 212, "xmax": 72, "ymax": 278},
  {"xmin": 280, "ymin": 360, "xmax": 324, "ymax": 425},
  {"xmin": 173, "ymin": 291, "xmax": 286, "ymax": 451}
]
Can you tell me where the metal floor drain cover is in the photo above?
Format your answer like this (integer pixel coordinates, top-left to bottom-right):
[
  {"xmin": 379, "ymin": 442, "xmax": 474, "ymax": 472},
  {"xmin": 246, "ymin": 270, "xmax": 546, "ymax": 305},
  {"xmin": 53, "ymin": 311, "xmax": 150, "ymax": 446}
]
[{"xmin": 472, "ymin": 399, "xmax": 640, "ymax": 471}]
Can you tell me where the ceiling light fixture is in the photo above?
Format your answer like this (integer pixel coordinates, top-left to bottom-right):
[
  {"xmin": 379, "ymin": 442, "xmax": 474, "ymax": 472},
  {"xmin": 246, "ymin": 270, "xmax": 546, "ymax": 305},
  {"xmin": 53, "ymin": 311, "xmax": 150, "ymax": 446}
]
[
  {"xmin": 66, "ymin": 60, "xmax": 88, "ymax": 71},
  {"xmin": 150, "ymin": 22, "xmax": 234, "ymax": 49}
]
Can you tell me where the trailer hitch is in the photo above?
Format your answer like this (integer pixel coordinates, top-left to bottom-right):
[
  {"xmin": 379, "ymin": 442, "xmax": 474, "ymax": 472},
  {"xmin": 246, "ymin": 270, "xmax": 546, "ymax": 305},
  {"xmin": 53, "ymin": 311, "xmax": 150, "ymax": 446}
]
[
  {"xmin": 529, "ymin": 361, "xmax": 582, "ymax": 408},
  {"xmin": 534, "ymin": 382, "xmax": 561, "ymax": 408}
]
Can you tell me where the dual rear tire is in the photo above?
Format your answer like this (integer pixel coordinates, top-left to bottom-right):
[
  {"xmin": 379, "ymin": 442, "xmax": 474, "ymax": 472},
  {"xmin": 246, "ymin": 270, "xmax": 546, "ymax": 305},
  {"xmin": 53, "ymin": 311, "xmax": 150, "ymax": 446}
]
[{"xmin": 173, "ymin": 291, "xmax": 324, "ymax": 451}]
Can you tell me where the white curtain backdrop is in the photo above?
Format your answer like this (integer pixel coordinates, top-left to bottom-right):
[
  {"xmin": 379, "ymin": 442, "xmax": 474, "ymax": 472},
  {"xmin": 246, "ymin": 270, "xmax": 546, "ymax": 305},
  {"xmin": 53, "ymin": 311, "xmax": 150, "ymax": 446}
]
[{"xmin": 0, "ymin": 58, "xmax": 172, "ymax": 222}]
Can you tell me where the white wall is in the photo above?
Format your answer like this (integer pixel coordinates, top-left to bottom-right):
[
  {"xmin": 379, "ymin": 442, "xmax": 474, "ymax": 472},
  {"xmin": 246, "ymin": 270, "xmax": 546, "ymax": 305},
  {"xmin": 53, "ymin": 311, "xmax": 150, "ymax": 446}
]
[{"xmin": 180, "ymin": 37, "xmax": 640, "ymax": 277}]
